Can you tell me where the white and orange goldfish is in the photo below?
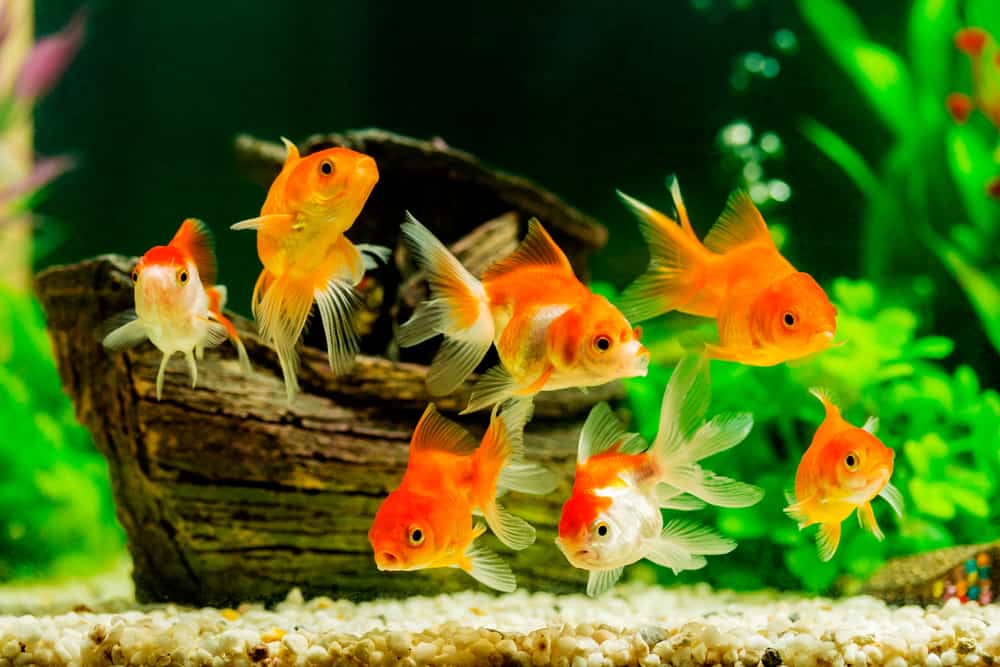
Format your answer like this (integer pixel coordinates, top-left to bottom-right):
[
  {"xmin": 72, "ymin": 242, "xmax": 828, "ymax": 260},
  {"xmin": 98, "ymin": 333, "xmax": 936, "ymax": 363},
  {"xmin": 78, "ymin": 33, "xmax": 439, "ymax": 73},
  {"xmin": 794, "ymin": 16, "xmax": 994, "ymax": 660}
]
[
  {"xmin": 399, "ymin": 214, "xmax": 649, "ymax": 413},
  {"xmin": 368, "ymin": 400, "xmax": 556, "ymax": 591},
  {"xmin": 232, "ymin": 139, "xmax": 385, "ymax": 402},
  {"xmin": 618, "ymin": 179, "xmax": 837, "ymax": 366},
  {"xmin": 102, "ymin": 218, "xmax": 251, "ymax": 400},
  {"xmin": 784, "ymin": 389, "xmax": 902, "ymax": 561},
  {"xmin": 556, "ymin": 354, "xmax": 763, "ymax": 596}
]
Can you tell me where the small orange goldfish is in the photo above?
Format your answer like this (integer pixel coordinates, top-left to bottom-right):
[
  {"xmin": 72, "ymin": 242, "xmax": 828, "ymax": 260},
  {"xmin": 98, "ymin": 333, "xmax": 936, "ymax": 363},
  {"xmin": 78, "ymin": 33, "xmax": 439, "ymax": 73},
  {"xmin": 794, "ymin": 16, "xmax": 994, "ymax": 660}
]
[
  {"xmin": 617, "ymin": 179, "xmax": 837, "ymax": 366},
  {"xmin": 947, "ymin": 27, "xmax": 1000, "ymax": 198},
  {"xmin": 368, "ymin": 400, "xmax": 556, "ymax": 591},
  {"xmin": 103, "ymin": 219, "xmax": 251, "ymax": 399},
  {"xmin": 784, "ymin": 389, "xmax": 902, "ymax": 561},
  {"xmin": 399, "ymin": 214, "xmax": 649, "ymax": 413},
  {"xmin": 556, "ymin": 354, "xmax": 763, "ymax": 596},
  {"xmin": 232, "ymin": 139, "xmax": 384, "ymax": 402}
]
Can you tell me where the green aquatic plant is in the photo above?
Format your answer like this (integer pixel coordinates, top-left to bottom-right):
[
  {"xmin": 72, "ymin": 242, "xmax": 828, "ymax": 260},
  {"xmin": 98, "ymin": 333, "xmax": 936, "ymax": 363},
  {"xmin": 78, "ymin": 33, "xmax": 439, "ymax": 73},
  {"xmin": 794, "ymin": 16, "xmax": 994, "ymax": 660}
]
[
  {"xmin": 594, "ymin": 278, "xmax": 1000, "ymax": 593},
  {"xmin": 0, "ymin": 286, "xmax": 124, "ymax": 581},
  {"xmin": 796, "ymin": 0, "xmax": 1000, "ymax": 356}
]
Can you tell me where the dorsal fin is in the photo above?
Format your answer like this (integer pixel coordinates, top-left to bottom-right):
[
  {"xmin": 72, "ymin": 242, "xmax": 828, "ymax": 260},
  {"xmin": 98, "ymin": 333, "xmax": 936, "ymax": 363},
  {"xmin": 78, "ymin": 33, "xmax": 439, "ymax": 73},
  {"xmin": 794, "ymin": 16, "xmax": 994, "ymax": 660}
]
[
  {"xmin": 280, "ymin": 136, "xmax": 301, "ymax": 164},
  {"xmin": 578, "ymin": 402, "xmax": 645, "ymax": 463},
  {"xmin": 169, "ymin": 218, "xmax": 217, "ymax": 285},
  {"xmin": 808, "ymin": 387, "xmax": 851, "ymax": 444},
  {"xmin": 410, "ymin": 403, "xmax": 479, "ymax": 455},
  {"xmin": 482, "ymin": 219, "xmax": 572, "ymax": 281},
  {"xmin": 702, "ymin": 191, "xmax": 773, "ymax": 255}
]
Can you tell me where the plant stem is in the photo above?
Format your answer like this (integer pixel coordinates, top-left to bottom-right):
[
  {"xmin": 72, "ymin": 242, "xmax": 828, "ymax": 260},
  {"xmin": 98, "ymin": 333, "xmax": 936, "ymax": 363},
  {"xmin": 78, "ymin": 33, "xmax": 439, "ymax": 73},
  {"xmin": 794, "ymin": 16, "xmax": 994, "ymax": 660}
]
[{"xmin": 0, "ymin": 0, "xmax": 33, "ymax": 294}]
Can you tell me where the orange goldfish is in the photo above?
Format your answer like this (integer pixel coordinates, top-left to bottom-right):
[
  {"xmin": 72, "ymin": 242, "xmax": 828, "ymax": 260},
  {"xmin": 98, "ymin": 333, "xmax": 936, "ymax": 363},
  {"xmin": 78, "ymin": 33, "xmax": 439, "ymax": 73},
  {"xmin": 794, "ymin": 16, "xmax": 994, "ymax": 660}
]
[
  {"xmin": 784, "ymin": 389, "xmax": 902, "ymax": 561},
  {"xmin": 556, "ymin": 354, "xmax": 763, "ymax": 596},
  {"xmin": 399, "ymin": 214, "xmax": 649, "ymax": 413},
  {"xmin": 368, "ymin": 400, "xmax": 556, "ymax": 591},
  {"xmin": 102, "ymin": 219, "xmax": 251, "ymax": 400},
  {"xmin": 947, "ymin": 27, "xmax": 1000, "ymax": 198},
  {"xmin": 617, "ymin": 179, "xmax": 837, "ymax": 366},
  {"xmin": 232, "ymin": 139, "xmax": 384, "ymax": 402}
]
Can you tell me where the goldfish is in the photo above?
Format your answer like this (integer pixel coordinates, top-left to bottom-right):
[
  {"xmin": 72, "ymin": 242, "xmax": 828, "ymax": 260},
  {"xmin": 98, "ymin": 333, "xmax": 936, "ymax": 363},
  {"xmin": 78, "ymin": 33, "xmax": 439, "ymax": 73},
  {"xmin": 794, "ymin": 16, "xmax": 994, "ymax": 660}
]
[
  {"xmin": 102, "ymin": 218, "xmax": 251, "ymax": 400},
  {"xmin": 399, "ymin": 214, "xmax": 649, "ymax": 413},
  {"xmin": 946, "ymin": 27, "xmax": 1000, "ymax": 198},
  {"xmin": 556, "ymin": 354, "xmax": 763, "ymax": 596},
  {"xmin": 617, "ymin": 178, "xmax": 837, "ymax": 366},
  {"xmin": 784, "ymin": 389, "xmax": 902, "ymax": 561},
  {"xmin": 368, "ymin": 399, "xmax": 557, "ymax": 592},
  {"xmin": 231, "ymin": 139, "xmax": 385, "ymax": 402}
]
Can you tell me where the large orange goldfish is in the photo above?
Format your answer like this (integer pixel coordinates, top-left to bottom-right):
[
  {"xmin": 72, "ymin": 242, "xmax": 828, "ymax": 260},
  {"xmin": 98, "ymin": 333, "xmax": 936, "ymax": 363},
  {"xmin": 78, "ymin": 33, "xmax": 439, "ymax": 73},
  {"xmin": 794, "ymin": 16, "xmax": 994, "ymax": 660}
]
[
  {"xmin": 399, "ymin": 214, "xmax": 649, "ymax": 413},
  {"xmin": 102, "ymin": 219, "xmax": 251, "ymax": 400},
  {"xmin": 556, "ymin": 354, "xmax": 763, "ymax": 596},
  {"xmin": 617, "ymin": 179, "xmax": 837, "ymax": 366},
  {"xmin": 232, "ymin": 139, "xmax": 384, "ymax": 402},
  {"xmin": 947, "ymin": 27, "xmax": 1000, "ymax": 198},
  {"xmin": 784, "ymin": 389, "xmax": 902, "ymax": 561},
  {"xmin": 368, "ymin": 400, "xmax": 556, "ymax": 591}
]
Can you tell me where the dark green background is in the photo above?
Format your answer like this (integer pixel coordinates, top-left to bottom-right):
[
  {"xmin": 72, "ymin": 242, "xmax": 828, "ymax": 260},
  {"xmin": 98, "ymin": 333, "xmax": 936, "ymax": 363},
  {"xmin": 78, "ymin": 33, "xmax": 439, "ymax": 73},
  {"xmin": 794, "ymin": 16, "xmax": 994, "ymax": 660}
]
[{"xmin": 36, "ymin": 0, "xmax": 990, "ymax": 378}]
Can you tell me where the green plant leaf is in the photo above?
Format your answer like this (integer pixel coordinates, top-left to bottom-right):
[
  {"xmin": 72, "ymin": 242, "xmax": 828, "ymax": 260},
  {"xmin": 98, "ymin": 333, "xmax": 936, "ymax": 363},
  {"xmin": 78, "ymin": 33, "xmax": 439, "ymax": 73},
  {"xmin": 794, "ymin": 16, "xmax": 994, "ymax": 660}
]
[
  {"xmin": 908, "ymin": 0, "xmax": 959, "ymax": 101},
  {"xmin": 906, "ymin": 336, "xmax": 954, "ymax": 359},
  {"xmin": 946, "ymin": 125, "xmax": 1000, "ymax": 235},
  {"xmin": 798, "ymin": 0, "xmax": 915, "ymax": 136},
  {"xmin": 799, "ymin": 118, "xmax": 881, "ymax": 199},
  {"xmin": 934, "ymin": 241, "xmax": 1000, "ymax": 353}
]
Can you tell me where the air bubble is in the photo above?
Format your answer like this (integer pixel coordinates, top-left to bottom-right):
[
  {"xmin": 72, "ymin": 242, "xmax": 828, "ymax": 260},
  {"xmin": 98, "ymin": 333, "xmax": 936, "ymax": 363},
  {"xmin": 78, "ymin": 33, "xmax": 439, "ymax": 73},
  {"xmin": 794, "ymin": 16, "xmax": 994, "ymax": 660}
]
[
  {"xmin": 760, "ymin": 132, "xmax": 782, "ymax": 154},
  {"xmin": 750, "ymin": 182, "xmax": 770, "ymax": 204},
  {"xmin": 743, "ymin": 162, "xmax": 763, "ymax": 182},
  {"xmin": 774, "ymin": 29, "xmax": 798, "ymax": 53},
  {"xmin": 768, "ymin": 179, "xmax": 791, "ymax": 202},
  {"xmin": 722, "ymin": 122, "xmax": 753, "ymax": 147},
  {"xmin": 744, "ymin": 52, "xmax": 766, "ymax": 73}
]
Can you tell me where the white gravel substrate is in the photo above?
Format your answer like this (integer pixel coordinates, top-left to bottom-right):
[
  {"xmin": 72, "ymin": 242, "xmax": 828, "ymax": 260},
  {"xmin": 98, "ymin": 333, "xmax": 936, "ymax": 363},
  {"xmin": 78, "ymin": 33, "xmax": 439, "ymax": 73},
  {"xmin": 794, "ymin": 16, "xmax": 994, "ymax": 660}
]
[{"xmin": 1, "ymin": 579, "xmax": 999, "ymax": 667}]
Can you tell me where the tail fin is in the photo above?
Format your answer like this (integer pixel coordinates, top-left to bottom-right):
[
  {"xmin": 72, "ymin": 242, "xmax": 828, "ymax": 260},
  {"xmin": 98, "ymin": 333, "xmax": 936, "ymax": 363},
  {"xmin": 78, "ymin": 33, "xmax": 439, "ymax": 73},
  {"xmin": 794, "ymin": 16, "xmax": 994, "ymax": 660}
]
[
  {"xmin": 616, "ymin": 184, "xmax": 710, "ymax": 323},
  {"xmin": 399, "ymin": 213, "xmax": 494, "ymax": 396},
  {"xmin": 651, "ymin": 354, "xmax": 763, "ymax": 508},
  {"xmin": 252, "ymin": 269, "xmax": 314, "ymax": 403},
  {"xmin": 474, "ymin": 402, "xmax": 545, "ymax": 550},
  {"xmin": 206, "ymin": 285, "xmax": 252, "ymax": 376}
]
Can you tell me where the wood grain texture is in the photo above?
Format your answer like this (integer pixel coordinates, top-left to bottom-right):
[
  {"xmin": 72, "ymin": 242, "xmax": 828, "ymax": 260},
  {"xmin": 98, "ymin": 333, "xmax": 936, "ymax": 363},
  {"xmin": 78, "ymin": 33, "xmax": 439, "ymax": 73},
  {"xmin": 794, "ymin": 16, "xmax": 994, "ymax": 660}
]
[{"xmin": 34, "ymin": 251, "xmax": 620, "ymax": 606}]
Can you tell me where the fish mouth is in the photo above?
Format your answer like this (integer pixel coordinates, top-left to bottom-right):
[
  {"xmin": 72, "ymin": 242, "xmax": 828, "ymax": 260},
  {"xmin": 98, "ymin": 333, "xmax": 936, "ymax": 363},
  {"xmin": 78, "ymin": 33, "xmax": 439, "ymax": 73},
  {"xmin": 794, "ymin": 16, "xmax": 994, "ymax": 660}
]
[
  {"xmin": 374, "ymin": 551, "xmax": 404, "ymax": 571},
  {"xmin": 810, "ymin": 330, "xmax": 836, "ymax": 348},
  {"xmin": 843, "ymin": 467, "xmax": 893, "ymax": 504},
  {"xmin": 624, "ymin": 344, "xmax": 651, "ymax": 377}
]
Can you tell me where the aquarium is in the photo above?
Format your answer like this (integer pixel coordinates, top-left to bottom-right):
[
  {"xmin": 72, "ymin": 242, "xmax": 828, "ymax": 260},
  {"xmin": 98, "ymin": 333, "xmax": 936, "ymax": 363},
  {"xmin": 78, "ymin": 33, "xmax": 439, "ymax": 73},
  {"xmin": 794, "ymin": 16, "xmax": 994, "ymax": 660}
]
[{"xmin": 2, "ymin": 0, "xmax": 1000, "ymax": 665}]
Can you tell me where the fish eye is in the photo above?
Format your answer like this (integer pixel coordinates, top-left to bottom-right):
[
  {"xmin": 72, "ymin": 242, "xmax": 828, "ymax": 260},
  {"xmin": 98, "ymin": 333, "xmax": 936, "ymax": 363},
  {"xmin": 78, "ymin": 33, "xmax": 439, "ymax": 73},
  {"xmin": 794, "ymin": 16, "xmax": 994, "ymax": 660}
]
[
  {"xmin": 130, "ymin": 270, "xmax": 138, "ymax": 283},
  {"xmin": 783, "ymin": 311, "xmax": 796, "ymax": 328},
  {"xmin": 594, "ymin": 335, "xmax": 612, "ymax": 352},
  {"xmin": 408, "ymin": 526, "xmax": 424, "ymax": 546},
  {"xmin": 595, "ymin": 521, "xmax": 609, "ymax": 537},
  {"xmin": 844, "ymin": 451, "xmax": 860, "ymax": 471},
  {"xmin": 319, "ymin": 160, "xmax": 334, "ymax": 176},
  {"xmin": 177, "ymin": 269, "xmax": 189, "ymax": 285}
]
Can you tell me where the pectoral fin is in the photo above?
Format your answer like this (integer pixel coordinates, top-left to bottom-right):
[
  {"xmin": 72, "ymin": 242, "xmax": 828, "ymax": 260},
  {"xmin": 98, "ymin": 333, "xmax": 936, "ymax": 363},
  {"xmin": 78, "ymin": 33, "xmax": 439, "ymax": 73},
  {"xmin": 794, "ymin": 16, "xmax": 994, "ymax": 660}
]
[
  {"xmin": 816, "ymin": 522, "xmax": 841, "ymax": 562},
  {"xmin": 586, "ymin": 567, "xmax": 624, "ymax": 597},
  {"xmin": 461, "ymin": 540, "xmax": 516, "ymax": 593},
  {"xmin": 463, "ymin": 365, "xmax": 520, "ymax": 414},
  {"xmin": 230, "ymin": 213, "xmax": 295, "ymax": 232},
  {"xmin": 857, "ymin": 502, "xmax": 884, "ymax": 541}
]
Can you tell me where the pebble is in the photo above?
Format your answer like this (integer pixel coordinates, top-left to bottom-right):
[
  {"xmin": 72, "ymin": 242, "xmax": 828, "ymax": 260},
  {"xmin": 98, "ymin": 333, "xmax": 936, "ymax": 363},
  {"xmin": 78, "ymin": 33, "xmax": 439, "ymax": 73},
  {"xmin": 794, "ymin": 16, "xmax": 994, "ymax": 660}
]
[{"xmin": 0, "ymin": 583, "xmax": 999, "ymax": 666}]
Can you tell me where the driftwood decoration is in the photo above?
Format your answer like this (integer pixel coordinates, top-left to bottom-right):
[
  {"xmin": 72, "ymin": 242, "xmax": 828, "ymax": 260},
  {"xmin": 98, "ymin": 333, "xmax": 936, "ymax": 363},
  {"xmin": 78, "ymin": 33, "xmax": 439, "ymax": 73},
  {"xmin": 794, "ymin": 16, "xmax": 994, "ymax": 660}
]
[{"xmin": 36, "ymin": 130, "xmax": 620, "ymax": 606}]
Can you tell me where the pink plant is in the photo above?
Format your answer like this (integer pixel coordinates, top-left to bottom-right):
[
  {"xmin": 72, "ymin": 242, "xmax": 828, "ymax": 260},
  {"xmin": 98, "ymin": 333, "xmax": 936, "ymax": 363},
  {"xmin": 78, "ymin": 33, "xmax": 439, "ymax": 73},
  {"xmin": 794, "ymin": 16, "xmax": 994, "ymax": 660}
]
[{"xmin": 13, "ymin": 7, "xmax": 86, "ymax": 103}]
